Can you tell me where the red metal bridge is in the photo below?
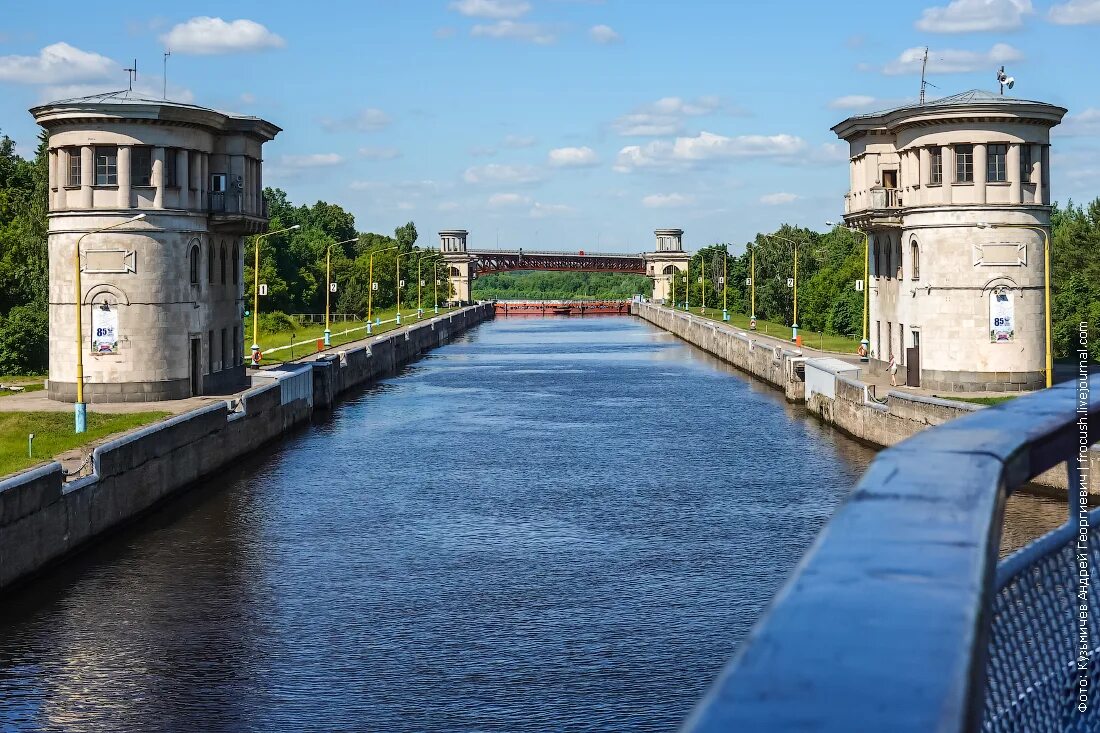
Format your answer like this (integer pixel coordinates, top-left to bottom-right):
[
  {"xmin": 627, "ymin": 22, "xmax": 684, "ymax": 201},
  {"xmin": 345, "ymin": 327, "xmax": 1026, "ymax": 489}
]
[
  {"xmin": 470, "ymin": 249, "xmax": 646, "ymax": 275},
  {"xmin": 494, "ymin": 300, "xmax": 632, "ymax": 316}
]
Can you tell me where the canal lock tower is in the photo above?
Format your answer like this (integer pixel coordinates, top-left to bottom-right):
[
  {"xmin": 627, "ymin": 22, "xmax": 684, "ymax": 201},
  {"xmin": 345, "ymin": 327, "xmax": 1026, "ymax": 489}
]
[{"xmin": 31, "ymin": 92, "xmax": 281, "ymax": 402}]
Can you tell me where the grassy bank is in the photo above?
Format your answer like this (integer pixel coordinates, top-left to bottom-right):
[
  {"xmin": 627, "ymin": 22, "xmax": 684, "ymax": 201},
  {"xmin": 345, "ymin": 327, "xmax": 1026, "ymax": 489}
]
[
  {"xmin": 0, "ymin": 375, "xmax": 45, "ymax": 398},
  {"xmin": 0, "ymin": 411, "xmax": 169, "ymax": 477},
  {"xmin": 678, "ymin": 305, "xmax": 863, "ymax": 354},
  {"xmin": 934, "ymin": 395, "xmax": 1017, "ymax": 406},
  {"xmin": 245, "ymin": 306, "xmax": 457, "ymax": 361}
]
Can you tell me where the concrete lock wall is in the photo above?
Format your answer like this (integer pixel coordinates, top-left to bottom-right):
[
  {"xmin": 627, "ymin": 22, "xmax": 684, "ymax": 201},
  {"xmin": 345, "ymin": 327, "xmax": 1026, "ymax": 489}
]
[
  {"xmin": 632, "ymin": 301, "xmax": 1099, "ymax": 495},
  {"xmin": 0, "ymin": 304, "xmax": 493, "ymax": 592}
]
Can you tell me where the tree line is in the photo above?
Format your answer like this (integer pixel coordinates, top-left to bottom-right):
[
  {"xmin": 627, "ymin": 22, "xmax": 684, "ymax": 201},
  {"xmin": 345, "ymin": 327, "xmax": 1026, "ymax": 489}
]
[{"xmin": 0, "ymin": 128, "xmax": 1096, "ymax": 372}]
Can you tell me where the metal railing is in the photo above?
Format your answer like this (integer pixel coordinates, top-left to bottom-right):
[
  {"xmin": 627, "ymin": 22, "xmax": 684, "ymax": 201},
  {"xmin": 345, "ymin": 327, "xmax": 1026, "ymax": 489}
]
[
  {"xmin": 682, "ymin": 376, "xmax": 1098, "ymax": 732},
  {"xmin": 208, "ymin": 192, "xmax": 265, "ymax": 217}
]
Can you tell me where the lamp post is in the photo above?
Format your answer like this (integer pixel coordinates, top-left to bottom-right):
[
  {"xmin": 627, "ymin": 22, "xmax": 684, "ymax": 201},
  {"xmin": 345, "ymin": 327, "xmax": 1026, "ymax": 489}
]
[
  {"xmin": 396, "ymin": 249, "xmax": 420, "ymax": 325},
  {"xmin": 722, "ymin": 250, "xmax": 729, "ymax": 322},
  {"xmin": 323, "ymin": 236, "xmax": 358, "ymax": 347},
  {"xmin": 250, "ymin": 224, "xmax": 301, "ymax": 366},
  {"xmin": 977, "ymin": 221, "xmax": 1053, "ymax": 388},
  {"xmin": 73, "ymin": 213, "xmax": 146, "ymax": 433},
  {"xmin": 765, "ymin": 233, "xmax": 804, "ymax": 342},
  {"xmin": 748, "ymin": 242, "xmax": 757, "ymax": 329},
  {"xmin": 367, "ymin": 244, "xmax": 399, "ymax": 333},
  {"xmin": 827, "ymin": 220, "xmax": 870, "ymax": 362},
  {"xmin": 699, "ymin": 258, "xmax": 707, "ymax": 315}
]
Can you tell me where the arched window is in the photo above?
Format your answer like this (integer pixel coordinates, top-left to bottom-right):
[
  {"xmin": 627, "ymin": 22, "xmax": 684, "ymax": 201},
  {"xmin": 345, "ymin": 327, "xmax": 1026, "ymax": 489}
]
[
  {"xmin": 232, "ymin": 243, "xmax": 240, "ymax": 285},
  {"xmin": 895, "ymin": 238, "xmax": 903, "ymax": 279},
  {"xmin": 189, "ymin": 244, "xmax": 200, "ymax": 285},
  {"xmin": 662, "ymin": 264, "xmax": 679, "ymax": 275},
  {"xmin": 207, "ymin": 242, "xmax": 215, "ymax": 283},
  {"xmin": 449, "ymin": 266, "xmax": 461, "ymax": 277},
  {"xmin": 910, "ymin": 238, "xmax": 920, "ymax": 281},
  {"xmin": 884, "ymin": 236, "xmax": 893, "ymax": 280},
  {"xmin": 871, "ymin": 237, "xmax": 880, "ymax": 278},
  {"xmin": 220, "ymin": 243, "xmax": 227, "ymax": 285}
]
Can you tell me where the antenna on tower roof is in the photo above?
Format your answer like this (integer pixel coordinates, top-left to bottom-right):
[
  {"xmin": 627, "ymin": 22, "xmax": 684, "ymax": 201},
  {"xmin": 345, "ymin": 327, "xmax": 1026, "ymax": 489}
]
[
  {"xmin": 124, "ymin": 59, "xmax": 137, "ymax": 92},
  {"xmin": 163, "ymin": 50, "xmax": 171, "ymax": 99},
  {"xmin": 919, "ymin": 47, "xmax": 929, "ymax": 105}
]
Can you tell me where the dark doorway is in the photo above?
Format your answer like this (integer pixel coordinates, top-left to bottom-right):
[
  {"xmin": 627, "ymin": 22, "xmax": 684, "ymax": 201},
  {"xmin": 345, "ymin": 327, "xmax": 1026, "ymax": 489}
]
[
  {"xmin": 906, "ymin": 330, "xmax": 921, "ymax": 388},
  {"xmin": 190, "ymin": 337, "xmax": 202, "ymax": 396},
  {"xmin": 882, "ymin": 170, "xmax": 897, "ymax": 189}
]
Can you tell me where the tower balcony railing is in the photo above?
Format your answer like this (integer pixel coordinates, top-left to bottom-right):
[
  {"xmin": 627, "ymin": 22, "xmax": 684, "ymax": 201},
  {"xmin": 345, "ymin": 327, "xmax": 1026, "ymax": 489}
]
[
  {"xmin": 682, "ymin": 376, "xmax": 1099, "ymax": 733},
  {"xmin": 207, "ymin": 192, "xmax": 267, "ymax": 219}
]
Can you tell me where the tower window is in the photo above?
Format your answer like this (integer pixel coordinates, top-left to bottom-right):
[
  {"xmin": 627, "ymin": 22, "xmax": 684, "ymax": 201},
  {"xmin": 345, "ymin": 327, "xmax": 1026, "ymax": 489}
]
[
  {"xmin": 232, "ymin": 244, "xmax": 240, "ymax": 285},
  {"xmin": 910, "ymin": 239, "xmax": 920, "ymax": 281},
  {"xmin": 929, "ymin": 147, "xmax": 942, "ymax": 185},
  {"xmin": 208, "ymin": 243, "xmax": 216, "ymax": 283},
  {"xmin": 165, "ymin": 148, "xmax": 178, "ymax": 187},
  {"xmin": 987, "ymin": 144, "xmax": 1007, "ymax": 183},
  {"xmin": 95, "ymin": 147, "xmax": 118, "ymax": 185},
  {"xmin": 131, "ymin": 147, "xmax": 152, "ymax": 187},
  {"xmin": 189, "ymin": 244, "xmax": 200, "ymax": 285},
  {"xmin": 220, "ymin": 244, "xmax": 227, "ymax": 285},
  {"xmin": 955, "ymin": 144, "xmax": 974, "ymax": 183},
  {"xmin": 1020, "ymin": 145, "xmax": 1033, "ymax": 181},
  {"xmin": 68, "ymin": 149, "xmax": 81, "ymax": 186}
]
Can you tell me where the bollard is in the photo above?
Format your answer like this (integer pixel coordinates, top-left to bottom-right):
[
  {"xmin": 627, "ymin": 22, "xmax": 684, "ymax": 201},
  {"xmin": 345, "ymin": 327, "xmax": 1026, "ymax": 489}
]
[{"xmin": 28, "ymin": 433, "xmax": 34, "ymax": 458}]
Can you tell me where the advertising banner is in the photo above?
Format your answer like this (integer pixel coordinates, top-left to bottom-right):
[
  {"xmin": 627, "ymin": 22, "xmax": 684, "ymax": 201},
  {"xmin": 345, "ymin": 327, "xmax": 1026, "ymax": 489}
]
[{"xmin": 990, "ymin": 290, "xmax": 1015, "ymax": 343}]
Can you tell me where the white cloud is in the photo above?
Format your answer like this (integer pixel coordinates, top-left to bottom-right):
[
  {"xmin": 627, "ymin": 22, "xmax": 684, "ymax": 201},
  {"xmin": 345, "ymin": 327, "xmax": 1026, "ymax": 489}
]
[
  {"xmin": 548, "ymin": 146, "xmax": 599, "ymax": 167},
  {"xmin": 759, "ymin": 192, "xmax": 801, "ymax": 205},
  {"xmin": 488, "ymin": 192, "xmax": 532, "ymax": 208},
  {"xmin": 280, "ymin": 153, "xmax": 343, "ymax": 168},
  {"xmin": 612, "ymin": 95, "xmax": 723, "ymax": 136},
  {"xmin": 642, "ymin": 193, "xmax": 693, "ymax": 208},
  {"xmin": 1055, "ymin": 108, "xmax": 1100, "ymax": 136},
  {"xmin": 464, "ymin": 163, "xmax": 544, "ymax": 184},
  {"xmin": 828, "ymin": 95, "xmax": 877, "ymax": 109},
  {"xmin": 615, "ymin": 131, "xmax": 806, "ymax": 171},
  {"xmin": 449, "ymin": 0, "xmax": 531, "ymax": 18},
  {"xmin": 589, "ymin": 24, "xmax": 621, "ymax": 43},
  {"xmin": 883, "ymin": 43, "xmax": 1022, "ymax": 74},
  {"xmin": 160, "ymin": 17, "xmax": 285, "ymax": 55},
  {"xmin": 358, "ymin": 146, "xmax": 402, "ymax": 160},
  {"xmin": 0, "ymin": 42, "xmax": 115, "ymax": 85},
  {"xmin": 916, "ymin": 0, "xmax": 1033, "ymax": 32},
  {"xmin": 471, "ymin": 20, "xmax": 556, "ymax": 44},
  {"xmin": 1049, "ymin": 0, "xmax": 1100, "ymax": 24},
  {"xmin": 530, "ymin": 202, "xmax": 575, "ymax": 218},
  {"xmin": 320, "ymin": 108, "xmax": 392, "ymax": 132},
  {"xmin": 503, "ymin": 134, "xmax": 538, "ymax": 148}
]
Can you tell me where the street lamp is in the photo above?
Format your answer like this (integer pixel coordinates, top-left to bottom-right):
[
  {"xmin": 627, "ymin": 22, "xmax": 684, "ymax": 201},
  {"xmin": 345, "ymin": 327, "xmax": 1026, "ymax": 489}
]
[
  {"xmin": 73, "ymin": 213, "xmax": 146, "ymax": 433},
  {"xmin": 827, "ymin": 220, "xmax": 870, "ymax": 362},
  {"xmin": 396, "ymin": 249, "xmax": 420, "ymax": 325},
  {"xmin": 367, "ymin": 244, "xmax": 399, "ymax": 332},
  {"xmin": 977, "ymin": 221, "xmax": 1053, "ymax": 388},
  {"xmin": 765, "ymin": 233, "xmax": 804, "ymax": 343},
  {"xmin": 251, "ymin": 224, "xmax": 301, "ymax": 366},
  {"xmin": 323, "ymin": 237, "xmax": 359, "ymax": 347},
  {"xmin": 722, "ymin": 249, "xmax": 730, "ymax": 322},
  {"xmin": 748, "ymin": 241, "xmax": 757, "ymax": 328}
]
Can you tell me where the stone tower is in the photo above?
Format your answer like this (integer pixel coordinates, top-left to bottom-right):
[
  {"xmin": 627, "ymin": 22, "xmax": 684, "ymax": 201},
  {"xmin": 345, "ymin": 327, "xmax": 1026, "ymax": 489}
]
[
  {"xmin": 832, "ymin": 90, "xmax": 1065, "ymax": 391},
  {"xmin": 30, "ymin": 92, "xmax": 281, "ymax": 402},
  {"xmin": 643, "ymin": 228, "xmax": 690, "ymax": 304},
  {"xmin": 440, "ymin": 229, "xmax": 473, "ymax": 304}
]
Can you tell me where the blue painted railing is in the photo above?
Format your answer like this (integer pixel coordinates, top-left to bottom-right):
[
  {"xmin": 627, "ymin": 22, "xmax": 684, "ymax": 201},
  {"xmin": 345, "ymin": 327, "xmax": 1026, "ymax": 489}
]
[{"xmin": 683, "ymin": 376, "xmax": 1098, "ymax": 732}]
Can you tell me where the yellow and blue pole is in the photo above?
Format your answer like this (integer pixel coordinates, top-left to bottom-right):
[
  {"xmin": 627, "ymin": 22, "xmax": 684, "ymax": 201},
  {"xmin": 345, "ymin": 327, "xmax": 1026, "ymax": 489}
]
[
  {"xmin": 367, "ymin": 244, "xmax": 399, "ymax": 333},
  {"xmin": 251, "ymin": 224, "xmax": 301, "ymax": 366},
  {"xmin": 323, "ymin": 236, "xmax": 358, "ymax": 347},
  {"xmin": 722, "ymin": 250, "xmax": 729, "ymax": 322}
]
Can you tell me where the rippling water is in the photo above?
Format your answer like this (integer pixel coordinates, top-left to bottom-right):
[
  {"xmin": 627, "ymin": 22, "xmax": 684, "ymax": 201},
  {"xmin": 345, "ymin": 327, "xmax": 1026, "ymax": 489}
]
[{"xmin": 0, "ymin": 316, "xmax": 1058, "ymax": 732}]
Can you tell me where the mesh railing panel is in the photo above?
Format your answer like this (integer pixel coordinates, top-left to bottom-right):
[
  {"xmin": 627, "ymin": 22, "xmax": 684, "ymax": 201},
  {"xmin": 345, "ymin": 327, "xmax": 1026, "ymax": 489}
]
[{"xmin": 983, "ymin": 510, "xmax": 1100, "ymax": 732}]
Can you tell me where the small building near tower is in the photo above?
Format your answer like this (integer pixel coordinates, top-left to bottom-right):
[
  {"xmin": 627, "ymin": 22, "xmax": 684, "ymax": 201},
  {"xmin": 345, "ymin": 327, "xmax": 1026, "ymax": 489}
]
[
  {"xmin": 832, "ymin": 90, "xmax": 1066, "ymax": 391},
  {"xmin": 30, "ymin": 91, "xmax": 281, "ymax": 402},
  {"xmin": 643, "ymin": 228, "xmax": 690, "ymax": 304}
]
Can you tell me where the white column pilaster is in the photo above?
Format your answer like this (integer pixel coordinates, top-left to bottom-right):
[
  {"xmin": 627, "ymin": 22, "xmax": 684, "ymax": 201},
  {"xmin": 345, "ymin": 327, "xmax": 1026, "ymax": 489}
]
[
  {"xmin": 80, "ymin": 145, "xmax": 93, "ymax": 208},
  {"xmin": 152, "ymin": 147, "xmax": 165, "ymax": 208},
  {"xmin": 116, "ymin": 145, "xmax": 132, "ymax": 209},
  {"xmin": 974, "ymin": 143, "xmax": 987, "ymax": 205},
  {"xmin": 1007, "ymin": 143, "xmax": 1022, "ymax": 204}
]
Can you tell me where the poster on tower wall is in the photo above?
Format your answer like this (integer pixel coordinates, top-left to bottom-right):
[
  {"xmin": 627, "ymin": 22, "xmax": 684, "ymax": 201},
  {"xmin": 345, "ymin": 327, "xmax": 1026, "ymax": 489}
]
[
  {"xmin": 91, "ymin": 304, "xmax": 119, "ymax": 354},
  {"xmin": 989, "ymin": 290, "xmax": 1015, "ymax": 343}
]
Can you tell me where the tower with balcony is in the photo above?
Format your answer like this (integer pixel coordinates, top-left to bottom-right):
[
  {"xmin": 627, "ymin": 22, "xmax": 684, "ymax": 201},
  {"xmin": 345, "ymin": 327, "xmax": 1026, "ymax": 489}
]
[
  {"xmin": 643, "ymin": 228, "xmax": 690, "ymax": 304},
  {"xmin": 832, "ymin": 90, "xmax": 1065, "ymax": 391},
  {"xmin": 30, "ymin": 92, "xmax": 281, "ymax": 402},
  {"xmin": 440, "ymin": 229, "xmax": 473, "ymax": 304}
]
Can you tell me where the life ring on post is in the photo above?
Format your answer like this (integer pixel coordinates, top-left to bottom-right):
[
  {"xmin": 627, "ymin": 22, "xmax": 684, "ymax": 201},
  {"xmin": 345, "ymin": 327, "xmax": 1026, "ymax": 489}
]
[{"xmin": 856, "ymin": 343, "xmax": 868, "ymax": 358}]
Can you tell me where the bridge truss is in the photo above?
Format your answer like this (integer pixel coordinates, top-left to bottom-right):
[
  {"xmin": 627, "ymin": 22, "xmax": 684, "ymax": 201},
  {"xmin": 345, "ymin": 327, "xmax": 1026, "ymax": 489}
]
[{"xmin": 469, "ymin": 250, "xmax": 647, "ymax": 275}]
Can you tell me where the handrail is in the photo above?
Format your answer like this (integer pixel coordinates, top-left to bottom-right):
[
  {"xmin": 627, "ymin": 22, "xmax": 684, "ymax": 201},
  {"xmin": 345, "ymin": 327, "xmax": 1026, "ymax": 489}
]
[
  {"xmin": 468, "ymin": 249, "xmax": 644, "ymax": 258},
  {"xmin": 682, "ymin": 376, "xmax": 1099, "ymax": 732}
]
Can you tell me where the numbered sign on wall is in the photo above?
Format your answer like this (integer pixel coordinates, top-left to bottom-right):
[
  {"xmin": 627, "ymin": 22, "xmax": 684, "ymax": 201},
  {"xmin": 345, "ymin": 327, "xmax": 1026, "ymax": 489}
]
[
  {"xmin": 259, "ymin": 283, "xmax": 268, "ymax": 296},
  {"xmin": 329, "ymin": 282, "xmax": 338, "ymax": 293}
]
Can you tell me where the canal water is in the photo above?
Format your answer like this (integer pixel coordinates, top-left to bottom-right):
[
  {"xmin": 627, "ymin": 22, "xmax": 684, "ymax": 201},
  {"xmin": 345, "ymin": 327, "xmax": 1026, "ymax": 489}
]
[{"xmin": 0, "ymin": 316, "xmax": 1062, "ymax": 732}]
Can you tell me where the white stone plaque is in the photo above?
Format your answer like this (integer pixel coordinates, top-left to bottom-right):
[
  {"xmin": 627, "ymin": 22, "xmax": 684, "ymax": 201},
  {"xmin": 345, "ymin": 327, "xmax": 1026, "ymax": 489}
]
[
  {"xmin": 990, "ymin": 290, "xmax": 1015, "ymax": 343},
  {"xmin": 92, "ymin": 304, "xmax": 118, "ymax": 354}
]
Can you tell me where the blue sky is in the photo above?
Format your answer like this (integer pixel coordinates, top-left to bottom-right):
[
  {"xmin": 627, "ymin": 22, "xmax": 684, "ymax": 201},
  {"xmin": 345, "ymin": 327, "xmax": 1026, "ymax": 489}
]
[{"xmin": 0, "ymin": 0, "xmax": 1097, "ymax": 252}]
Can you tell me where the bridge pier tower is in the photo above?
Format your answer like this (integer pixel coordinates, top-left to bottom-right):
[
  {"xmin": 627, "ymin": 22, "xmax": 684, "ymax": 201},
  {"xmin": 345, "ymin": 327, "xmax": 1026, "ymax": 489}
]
[
  {"xmin": 643, "ymin": 228, "xmax": 690, "ymax": 304},
  {"xmin": 439, "ymin": 229, "xmax": 473, "ymax": 304}
]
